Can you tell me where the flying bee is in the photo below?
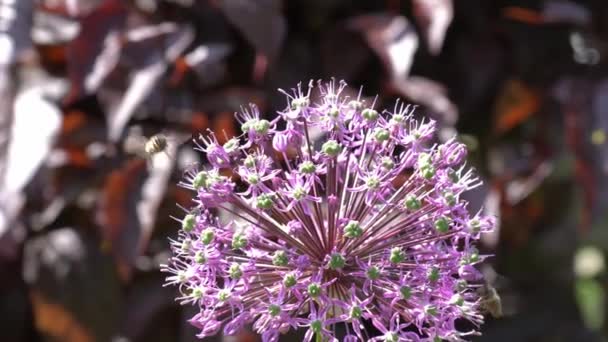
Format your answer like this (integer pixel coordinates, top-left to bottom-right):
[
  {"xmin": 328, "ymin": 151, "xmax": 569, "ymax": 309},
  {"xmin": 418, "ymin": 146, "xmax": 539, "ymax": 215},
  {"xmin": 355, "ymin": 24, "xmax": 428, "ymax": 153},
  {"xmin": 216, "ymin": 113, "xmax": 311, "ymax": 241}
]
[
  {"xmin": 477, "ymin": 281, "xmax": 503, "ymax": 318},
  {"xmin": 144, "ymin": 134, "xmax": 171, "ymax": 158},
  {"xmin": 124, "ymin": 129, "xmax": 192, "ymax": 169}
]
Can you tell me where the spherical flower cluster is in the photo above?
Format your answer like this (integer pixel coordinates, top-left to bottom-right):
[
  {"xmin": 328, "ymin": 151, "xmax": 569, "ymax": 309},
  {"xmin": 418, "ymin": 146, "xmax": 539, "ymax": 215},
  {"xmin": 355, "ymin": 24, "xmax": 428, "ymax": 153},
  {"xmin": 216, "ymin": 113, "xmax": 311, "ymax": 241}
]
[{"xmin": 162, "ymin": 80, "xmax": 495, "ymax": 342}]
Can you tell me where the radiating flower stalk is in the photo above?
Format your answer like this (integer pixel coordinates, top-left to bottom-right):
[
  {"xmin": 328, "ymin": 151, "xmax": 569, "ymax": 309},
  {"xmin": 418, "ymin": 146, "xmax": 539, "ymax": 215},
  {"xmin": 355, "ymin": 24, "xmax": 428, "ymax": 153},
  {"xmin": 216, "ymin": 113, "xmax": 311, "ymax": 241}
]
[{"xmin": 162, "ymin": 80, "xmax": 495, "ymax": 341}]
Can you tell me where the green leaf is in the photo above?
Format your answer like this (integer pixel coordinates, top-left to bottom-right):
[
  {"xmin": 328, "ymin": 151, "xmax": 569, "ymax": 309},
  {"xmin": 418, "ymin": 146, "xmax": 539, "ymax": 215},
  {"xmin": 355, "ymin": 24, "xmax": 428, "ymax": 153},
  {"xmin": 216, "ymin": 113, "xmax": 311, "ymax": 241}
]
[{"xmin": 574, "ymin": 278, "xmax": 605, "ymax": 331}]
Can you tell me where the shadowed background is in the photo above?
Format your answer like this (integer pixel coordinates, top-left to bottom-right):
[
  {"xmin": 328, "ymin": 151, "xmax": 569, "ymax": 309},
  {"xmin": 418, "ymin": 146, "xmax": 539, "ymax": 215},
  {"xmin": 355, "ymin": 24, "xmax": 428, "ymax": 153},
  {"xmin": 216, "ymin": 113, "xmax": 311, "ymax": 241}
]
[{"xmin": 1, "ymin": 0, "xmax": 607, "ymax": 341}]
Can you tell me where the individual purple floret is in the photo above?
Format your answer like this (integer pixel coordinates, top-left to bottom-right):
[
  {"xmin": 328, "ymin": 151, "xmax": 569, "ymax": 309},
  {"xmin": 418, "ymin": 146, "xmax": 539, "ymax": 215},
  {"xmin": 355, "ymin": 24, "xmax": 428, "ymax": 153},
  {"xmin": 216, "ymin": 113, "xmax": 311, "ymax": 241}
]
[{"xmin": 162, "ymin": 80, "xmax": 495, "ymax": 342}]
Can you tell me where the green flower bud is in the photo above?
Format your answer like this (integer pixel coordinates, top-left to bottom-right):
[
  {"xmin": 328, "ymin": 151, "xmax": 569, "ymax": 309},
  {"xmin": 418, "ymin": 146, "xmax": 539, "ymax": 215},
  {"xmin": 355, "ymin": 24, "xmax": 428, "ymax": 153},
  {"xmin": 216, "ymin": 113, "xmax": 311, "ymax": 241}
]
[
  {"xmin": 348, "ymin": 100, "xmax": 363, "ymax": 111},
  {"xmin": 223, "ymin": 138, "xmax": 239, "ymax": 153},
  {"xmin": 390, "ymin": 247, "xmax": 405, "ymax": 264},
  {"xmin": 191, "ymin": 287, "xmax": 203, "ymax": 299},
  {"xmin": 256, "ymin": 193, "xmax": 274, "ymax": 210},
  {"xmin": 229, "ymin": 263, "xmax": 242, "ymax": 279},
  {"xmin": 254, "ymin": 119, "xmax": 270, "ymax": 134},
  {"xmin": 177, "ymin": 270, "xmax": 187, "ymax": 283},
  {"xmin": 194, "ymin": 251, "xmax": 207, "ymax": 264},
  {"xmin": 392, "ymin": 113, "xmax": 405, "ymax": 123},
  {"xmin": 434, "ymin": 217, "xmax": 450, "ymax": 234},
  {"xmin": 327, "ymin": 253, "xmax": 345, "ymax": 270},
  {"xmin": 469, "ymin": 249, "xmax": 480, "ymax": 263},
  {"xmin": 307, "ymin": 283, "xmax": 321, "ymax": 298},
  {"xmin": 201, "ymin": 228, "xmax": 215, "ymax": 245},
  {"xmin": 283, "ymin": 273, "xmax": 297, "ymax": 288},
  {"xmin": 310, "ymin": 320, "xmax": 322, "ymax": 333},
  {"xmin": 291, "ymin": 97, "xmax": 310, "ymax": 109},
  {"xmin": 366, "ymin": 266, "xmax": 381, "ymax": 280},
  {"xmin": 205, "ymin": 173, "xmax": 223, "ymax": 187},
  {"xmin": 299, "ymin": 161, "xmax": 316, "ymax": 174},
  {"xmin": 350, "ymin": 306, "xmax": 362, "ymax": 319},
  {"xmin": 268, "ymin": 304, "xmax": 281, "ymax": 317},
  {"xmin": 425, "ymin": 304, "xmax": 438, "ymax": 316},
  {"xmin": 421, "ymin": 165, "xmax": 435, "ymax": 179},
  {"xmin": 247, "ymin": 174, "xmax": 259, "ymax": 185},
  {"xmin": 244, "ymin": 155, "xmax": 256, "ymax": 168},
  {"xmin": 241, "ymin": 119, "xmax": 257, "ymax": 133},
  {"xmin": 385, "ymin": 332, "xmax": 399, "ymax": 342},
  {"xmin": 182, "ymin": 214, "xmax": 196, "ymax": 232},
  {"xmin": 362, "ymin": 108, "xmax": 379, "ymax": 121},
  {"xmin": 447, "ymin": 168, "xmax": 460, "ymax": 183},
  {"xmin": 399, "ymin": 286, "xmax": 412, "ymax": 300},
  {"xmin": 343, "ymin": 220, "xmax": 363, "ymax": 238},
  {"xmin": 418, "ymin": 153, "xmax": 432, "ymax": 167},
  {"xmin": 404, "ymin": 194, "xmax": 421, "ymax": 210},
  {"xmin": 461, "ymin": 248, "xmax": 480, "ymax": 265},
  {"xmin": 192, "ymin": 171, "xmax": 208, "ymax": 189},
  {"xmin": 450, "ymin": 294, "xmax": 464, "ymax": 306},
  {"xmin": 272, "ymin": 250, "xmax": 289, "ymax": 266},
  {"xmin": 366, "ymin": 176, "xmax": 380, "ymax": 189},
  {"xmin": 374, "ymin": 128, "xmax": 390, "ymax": 142},
  {"xmin": 443, "ymin": 191, "xmax": 456, "ymax": 206},
  {"xmin": 218, "ymin": 289, "xmax": 231, "ymax": 302},
  {"xmin": 292, "ymin": 186, "xmax": 307, "ymax": 200},
  {"xmin": 329, "ymin": 106, "xmax": 340, "ymax": 118},
  {"xmin": 468, "ymin": 219, "xmax": 481, "ymax": 234},
  {"xmin": 181, "ymin": 239, "xmax": 191, "ymax": 252},
  {"xmin": 427, "ymin": 267, "xmax": 440, "ymax": 283},
  {"xmin": 232, "ymin": 232, "xmax": 248, "ymax": 250},
  {"xmin": 322, "ymin": 140, "xmax": 341, "ymax": 157},
  {"xmin": 381, "ymin": 156, "xmax": 395, "ymax": 170}
]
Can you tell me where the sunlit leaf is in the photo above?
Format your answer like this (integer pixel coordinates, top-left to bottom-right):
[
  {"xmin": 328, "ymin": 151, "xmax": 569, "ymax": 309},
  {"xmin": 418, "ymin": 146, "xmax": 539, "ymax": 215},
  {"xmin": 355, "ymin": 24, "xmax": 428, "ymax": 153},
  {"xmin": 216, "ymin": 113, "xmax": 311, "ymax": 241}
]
[
  {"xmin": 348, "ymin": 14, "xmax": 418, "ymax": 80},
  {"xmin": 412, "ymin": 0, "xmax": 453, "ymax": 55}
]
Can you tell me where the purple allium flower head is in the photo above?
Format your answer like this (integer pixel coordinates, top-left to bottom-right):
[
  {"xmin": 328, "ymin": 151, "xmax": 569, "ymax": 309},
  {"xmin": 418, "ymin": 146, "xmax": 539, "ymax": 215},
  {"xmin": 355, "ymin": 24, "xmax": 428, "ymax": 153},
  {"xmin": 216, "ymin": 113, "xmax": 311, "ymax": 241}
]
[{"xmin": 163, "ymin": 80, "xmax": 495, "ymax": 341}]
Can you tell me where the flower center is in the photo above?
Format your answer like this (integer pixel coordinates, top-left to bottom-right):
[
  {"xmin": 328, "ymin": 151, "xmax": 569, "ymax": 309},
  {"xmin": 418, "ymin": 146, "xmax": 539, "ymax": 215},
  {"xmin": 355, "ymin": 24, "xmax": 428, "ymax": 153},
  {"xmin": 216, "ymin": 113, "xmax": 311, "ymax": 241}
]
[{"xmin": 327, "ymin": 253, "xmax": 346, "ymax": 270}]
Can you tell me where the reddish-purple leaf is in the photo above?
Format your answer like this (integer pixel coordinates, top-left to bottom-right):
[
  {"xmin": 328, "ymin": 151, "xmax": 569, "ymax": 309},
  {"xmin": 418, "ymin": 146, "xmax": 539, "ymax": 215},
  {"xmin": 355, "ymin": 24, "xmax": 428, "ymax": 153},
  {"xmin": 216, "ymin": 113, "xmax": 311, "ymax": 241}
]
[
  {"xmin": 64, "ymin": 0, "xmax": 127, "ymax": 104},
  {"xmin": 23, "ymin": 227, "xmax": 122, "ymax": 341},
  {"xmin": 96, "ymin": 136, "xmax": 176, "ymax": 281}
]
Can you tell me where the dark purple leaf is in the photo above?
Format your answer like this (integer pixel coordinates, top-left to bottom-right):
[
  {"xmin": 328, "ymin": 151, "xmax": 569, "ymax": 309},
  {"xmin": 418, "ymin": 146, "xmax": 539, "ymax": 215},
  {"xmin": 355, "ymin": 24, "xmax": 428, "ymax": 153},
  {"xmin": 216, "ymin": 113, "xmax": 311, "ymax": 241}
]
[
  {"xmin": 392, "ymin": 76, "xmax": 458, "ymax": 126},
  {"xmin": 23, "ymin": 227, "xmax": 122, "ymax": 341},
  {"xmin": 119, "ymin": 273, "xmax": 177, "ymax": 341},
  {"xmin": 218, "ymin": 0, "xmax": 286, "ymax": 61},
  {"xmin": 542, "ymin": 0, "xmax": 591, "ymax": 26},
  {"xmin": 348, "ymin": 14, "xmax": 419, "ymax": 81},
  {"xmin": 505, "ymin": 161, "xmax": 554, "ymax": 205},
  {"xmin": 96, "ymin": 135, "xmax": 176, "ymax": 281}
]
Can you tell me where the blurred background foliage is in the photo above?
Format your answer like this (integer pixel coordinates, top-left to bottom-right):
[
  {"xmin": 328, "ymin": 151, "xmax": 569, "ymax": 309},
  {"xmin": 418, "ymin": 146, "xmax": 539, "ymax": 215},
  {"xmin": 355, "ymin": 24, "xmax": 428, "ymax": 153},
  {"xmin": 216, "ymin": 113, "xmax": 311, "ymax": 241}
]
[{"xmin": 1, "ymin": 0, "xmax": 608, "ymax": 341}]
